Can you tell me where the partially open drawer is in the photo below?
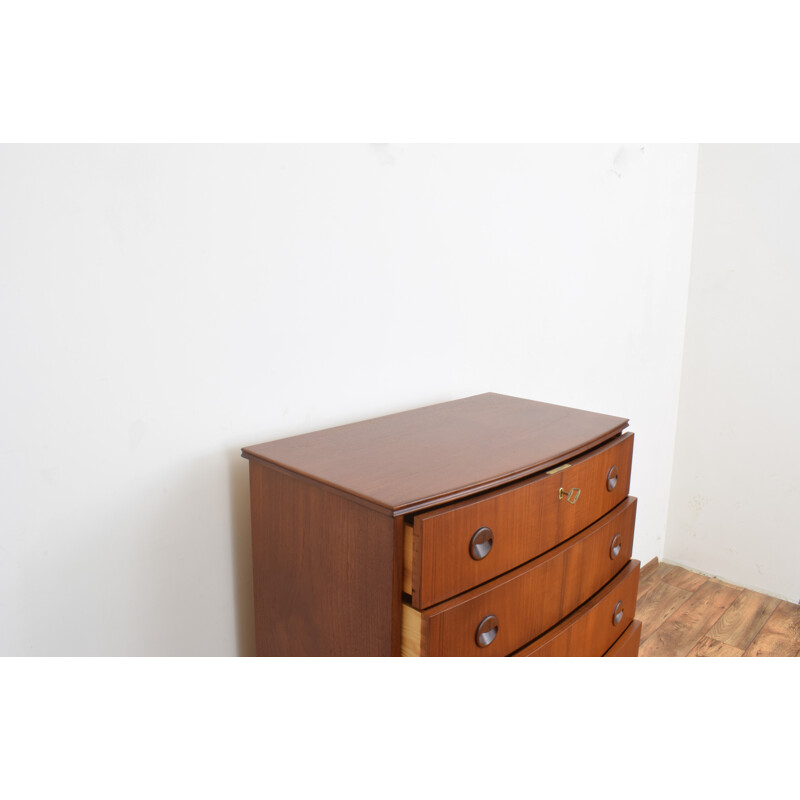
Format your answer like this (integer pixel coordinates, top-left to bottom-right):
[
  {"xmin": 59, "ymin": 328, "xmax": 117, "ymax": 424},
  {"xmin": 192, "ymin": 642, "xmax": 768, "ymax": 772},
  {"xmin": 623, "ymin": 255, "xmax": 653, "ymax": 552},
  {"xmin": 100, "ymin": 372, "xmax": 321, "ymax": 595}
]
[
  {"xmin": 404, "ymin": 433, "xmax": 634, "ymax": 609},
  {"xmin": 401, "ymin": 497, "xmax": 637, "ymax": 657}
]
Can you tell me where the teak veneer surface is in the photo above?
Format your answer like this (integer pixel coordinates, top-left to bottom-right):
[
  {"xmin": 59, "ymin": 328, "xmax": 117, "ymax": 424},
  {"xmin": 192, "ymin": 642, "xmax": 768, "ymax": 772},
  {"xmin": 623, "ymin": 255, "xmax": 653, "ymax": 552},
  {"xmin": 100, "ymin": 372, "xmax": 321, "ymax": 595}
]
[
  {"xmin": 515, "ymin": 560, "xmax": 640, "ymax": 657},
  {"xmin": 409, "ymin": 433, "xmax": 633, "ymax": 608},
  {"xmin": 242, "ymin": 393, "xmax": 628, "ymax": 515},
  {"xmin": 249, "ymin": 460, "xmax": 402, "ymax": 656},
  {"xmin": 604, "ymin": 620, "xmax": 642, "ymax": 657},
  {"xmin": 403, "ymin": 498, "xmax": 637, "ymax": 657}
]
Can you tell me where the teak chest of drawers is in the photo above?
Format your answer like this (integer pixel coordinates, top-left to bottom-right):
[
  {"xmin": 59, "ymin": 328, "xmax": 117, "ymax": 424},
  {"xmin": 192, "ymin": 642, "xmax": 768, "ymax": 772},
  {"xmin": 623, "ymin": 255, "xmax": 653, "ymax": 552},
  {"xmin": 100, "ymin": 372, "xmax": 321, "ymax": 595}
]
[{"xmin": 242, "ymin": 393, "xmax": 640, "ymax": 657}]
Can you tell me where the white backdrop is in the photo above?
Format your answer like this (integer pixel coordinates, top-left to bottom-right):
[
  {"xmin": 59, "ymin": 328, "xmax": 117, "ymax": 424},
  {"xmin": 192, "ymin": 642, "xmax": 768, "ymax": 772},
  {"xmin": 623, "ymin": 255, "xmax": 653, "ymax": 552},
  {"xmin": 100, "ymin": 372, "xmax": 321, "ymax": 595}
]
[
  {"xmin": 665, "ymin": 144, "xmax": 800, "ymax": 602},
  {"xmin": 0, "ymin": 145, "xmax": 698, "ymax": 654}
]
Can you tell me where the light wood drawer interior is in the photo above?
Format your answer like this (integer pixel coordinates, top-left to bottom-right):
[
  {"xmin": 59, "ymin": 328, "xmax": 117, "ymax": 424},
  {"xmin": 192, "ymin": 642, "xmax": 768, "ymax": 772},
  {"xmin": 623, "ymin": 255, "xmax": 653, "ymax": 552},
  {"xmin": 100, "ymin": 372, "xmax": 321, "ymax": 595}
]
[
  {"xmin": 404, "ymin": 433, "xmax": 634, "ymax": 609},
  {"xmin": 402, "ymin": 497, "xmax": 637, "ymax": 657}
]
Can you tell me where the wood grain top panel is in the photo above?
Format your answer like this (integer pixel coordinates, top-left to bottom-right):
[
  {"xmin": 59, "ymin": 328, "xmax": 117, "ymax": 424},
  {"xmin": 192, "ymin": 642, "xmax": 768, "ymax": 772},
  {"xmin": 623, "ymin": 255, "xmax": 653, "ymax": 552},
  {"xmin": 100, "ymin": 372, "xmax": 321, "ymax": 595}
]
[{"xmin": 242, "ymin": 393, "xmax": 628, "ymax": 515}]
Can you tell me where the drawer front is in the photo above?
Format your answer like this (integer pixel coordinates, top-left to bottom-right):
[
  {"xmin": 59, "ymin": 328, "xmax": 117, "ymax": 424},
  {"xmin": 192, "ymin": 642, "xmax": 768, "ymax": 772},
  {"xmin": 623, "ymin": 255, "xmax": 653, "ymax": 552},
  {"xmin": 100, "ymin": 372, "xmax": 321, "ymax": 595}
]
[
  {"xmin": 604, "ymin": 619, "xmax": 642, "ymax": 657},
  {"xmin": 410, "ymin": 433, "xmax": 633, "ymax": 609},
  {"xmin": 420, "ymin": 497, "xmax": 637, "ymax": 656},
  {"xmin": 514, "ymin": 560, "xmax": 640, "ymax": 657}
]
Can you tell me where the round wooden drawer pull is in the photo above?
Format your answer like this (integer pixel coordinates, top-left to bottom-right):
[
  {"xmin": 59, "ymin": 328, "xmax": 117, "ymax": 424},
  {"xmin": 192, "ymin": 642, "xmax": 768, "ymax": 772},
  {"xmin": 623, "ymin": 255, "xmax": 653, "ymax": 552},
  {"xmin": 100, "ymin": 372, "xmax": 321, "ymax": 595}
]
[
  {"xmin": 607, "ymin": 465, "xmax": 619, "ymax": 491},
  {"xmin": 613, "ymin": 601, "xmax": 624, "ymax": 626},
  {"xmin": 476, "ymin": 615, "xmax": 499, "ymax": 647},
  {"xmin": 609, "ymin": 534, "xmax": 622, "ymax": 560},
  {"xmin": 469, "ymin": 526, "xmax": 494, "ymax": 560}
]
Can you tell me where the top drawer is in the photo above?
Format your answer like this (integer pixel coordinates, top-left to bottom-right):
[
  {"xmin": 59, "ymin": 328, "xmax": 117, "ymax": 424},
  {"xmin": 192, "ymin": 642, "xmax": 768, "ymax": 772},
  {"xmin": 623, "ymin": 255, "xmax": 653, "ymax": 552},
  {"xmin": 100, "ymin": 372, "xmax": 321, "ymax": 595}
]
[{"xmin": 406, "ymin": 432, "xmax": 633, "ymax": 608}]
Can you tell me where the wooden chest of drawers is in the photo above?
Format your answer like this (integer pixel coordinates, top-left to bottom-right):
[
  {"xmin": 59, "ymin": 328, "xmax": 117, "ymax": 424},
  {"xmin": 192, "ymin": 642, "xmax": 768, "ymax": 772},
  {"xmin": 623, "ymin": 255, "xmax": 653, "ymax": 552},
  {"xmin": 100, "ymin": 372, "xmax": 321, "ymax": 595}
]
[{"xmin": 242, "ymin": 393, "xmax": 640, "ymax": 657}]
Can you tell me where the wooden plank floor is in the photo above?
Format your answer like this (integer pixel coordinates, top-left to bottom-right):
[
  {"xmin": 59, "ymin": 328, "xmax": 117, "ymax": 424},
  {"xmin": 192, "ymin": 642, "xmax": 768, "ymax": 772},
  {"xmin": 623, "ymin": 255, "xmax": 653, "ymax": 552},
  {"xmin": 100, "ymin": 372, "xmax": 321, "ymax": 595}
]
[{"xmin": 637, "ymin": 560, "xmax": 800, "ymax": 656}]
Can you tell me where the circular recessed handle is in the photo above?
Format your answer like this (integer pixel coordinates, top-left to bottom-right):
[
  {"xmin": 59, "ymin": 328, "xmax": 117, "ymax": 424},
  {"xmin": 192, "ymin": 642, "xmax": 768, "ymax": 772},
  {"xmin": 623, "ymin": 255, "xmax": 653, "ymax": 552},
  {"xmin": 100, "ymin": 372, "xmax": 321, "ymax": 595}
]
[
  {"xmin": 476, "ymin": 614, "xmax": 499, "ymax": 648},
  {"xmin": 609, "ymin": 533, "xmax": 622, "ymax": 560},
  {"xmin": 607, "ymin": 465, "xmax": 619, "ymax": 492},
  {"xmin": 613, "ymin": 601, "xmax": 624, "ymax": 626},
  {"xmin": 469, "ymin": 526, "xmax": 494, "ymax": 560}
]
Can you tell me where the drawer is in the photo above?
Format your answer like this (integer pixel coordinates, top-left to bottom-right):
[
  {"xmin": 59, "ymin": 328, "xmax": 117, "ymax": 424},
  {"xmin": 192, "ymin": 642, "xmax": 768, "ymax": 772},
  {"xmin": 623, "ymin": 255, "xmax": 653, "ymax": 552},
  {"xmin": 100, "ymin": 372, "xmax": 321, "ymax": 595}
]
[
  {"xmin": 405, "ymin": 432, "xmax": 633, "ymax": 608},
  {"xmin": 513, "ymin": 560, "xmax": 640, "ymax": 657},
  {"xmin": 604, "ymin": 619, "xmax": 642, "ymax": 657},
  {"xmin": 401, "ymin": 497, "xmax": 637, "ymax": 656}
]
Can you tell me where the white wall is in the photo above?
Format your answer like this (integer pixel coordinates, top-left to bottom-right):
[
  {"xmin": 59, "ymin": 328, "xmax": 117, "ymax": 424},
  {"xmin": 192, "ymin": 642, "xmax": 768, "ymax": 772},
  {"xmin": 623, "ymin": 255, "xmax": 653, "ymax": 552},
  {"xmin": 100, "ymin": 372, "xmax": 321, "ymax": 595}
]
[
  {"xmin": 665, "ymin": 144, "xmax": 800, "ymax": 602},
  {"xmin": 0, "ymin": 145, "xmax": 698, "ymax": 654}
]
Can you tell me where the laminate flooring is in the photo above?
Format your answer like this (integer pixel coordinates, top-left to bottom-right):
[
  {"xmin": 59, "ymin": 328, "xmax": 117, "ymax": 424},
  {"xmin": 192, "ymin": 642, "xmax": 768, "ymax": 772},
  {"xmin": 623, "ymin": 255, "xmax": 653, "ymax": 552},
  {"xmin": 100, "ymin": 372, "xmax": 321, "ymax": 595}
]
[{"xmin": 636, "ymin": 560, "xmax": 800, "ymax": 657}]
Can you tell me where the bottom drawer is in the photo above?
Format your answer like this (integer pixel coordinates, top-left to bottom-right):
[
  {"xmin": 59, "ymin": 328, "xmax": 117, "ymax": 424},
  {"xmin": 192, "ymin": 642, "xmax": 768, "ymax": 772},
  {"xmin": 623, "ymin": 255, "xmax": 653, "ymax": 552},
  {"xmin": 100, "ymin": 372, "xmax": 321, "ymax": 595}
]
[
  {"xmin": 514, "ymin": 560, "xmax": 640, "ymax": 657},
  {"xmin": 604, "ymin": 619, "xmax": 642, "ymax": 657}
]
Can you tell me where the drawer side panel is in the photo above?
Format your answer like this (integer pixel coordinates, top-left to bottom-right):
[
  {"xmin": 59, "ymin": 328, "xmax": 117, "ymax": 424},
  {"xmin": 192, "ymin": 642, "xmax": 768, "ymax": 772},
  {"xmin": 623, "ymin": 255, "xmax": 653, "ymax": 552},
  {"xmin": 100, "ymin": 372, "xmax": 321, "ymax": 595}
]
[{"xmin": 250, "ymin": 461, "xmax": 398, "ymax": 656}]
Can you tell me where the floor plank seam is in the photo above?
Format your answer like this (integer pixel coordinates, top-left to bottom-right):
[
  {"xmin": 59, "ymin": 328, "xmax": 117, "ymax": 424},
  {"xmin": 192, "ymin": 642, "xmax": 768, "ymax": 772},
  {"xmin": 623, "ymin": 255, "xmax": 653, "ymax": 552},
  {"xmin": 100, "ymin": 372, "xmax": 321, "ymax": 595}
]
[{"xmin": 636, "ymin": 565, "xmax": 800, "ymax": 657}]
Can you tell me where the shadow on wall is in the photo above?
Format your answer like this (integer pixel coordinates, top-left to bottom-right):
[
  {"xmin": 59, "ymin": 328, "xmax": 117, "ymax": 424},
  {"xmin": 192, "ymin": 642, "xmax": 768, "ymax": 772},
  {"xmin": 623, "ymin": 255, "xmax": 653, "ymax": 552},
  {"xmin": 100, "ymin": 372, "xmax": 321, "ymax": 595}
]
[{"xmin": 229, "ymin": 451, "xmax": 256, "ymax": 656}]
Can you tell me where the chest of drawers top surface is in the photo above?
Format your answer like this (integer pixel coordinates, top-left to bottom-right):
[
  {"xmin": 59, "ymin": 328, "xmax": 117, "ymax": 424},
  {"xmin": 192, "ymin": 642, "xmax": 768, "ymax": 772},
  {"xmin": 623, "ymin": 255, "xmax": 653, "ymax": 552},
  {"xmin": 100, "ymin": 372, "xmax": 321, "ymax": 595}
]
[{"xmin": 242, "ymin": 392, "xmax": 628, "ymax": 515}]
